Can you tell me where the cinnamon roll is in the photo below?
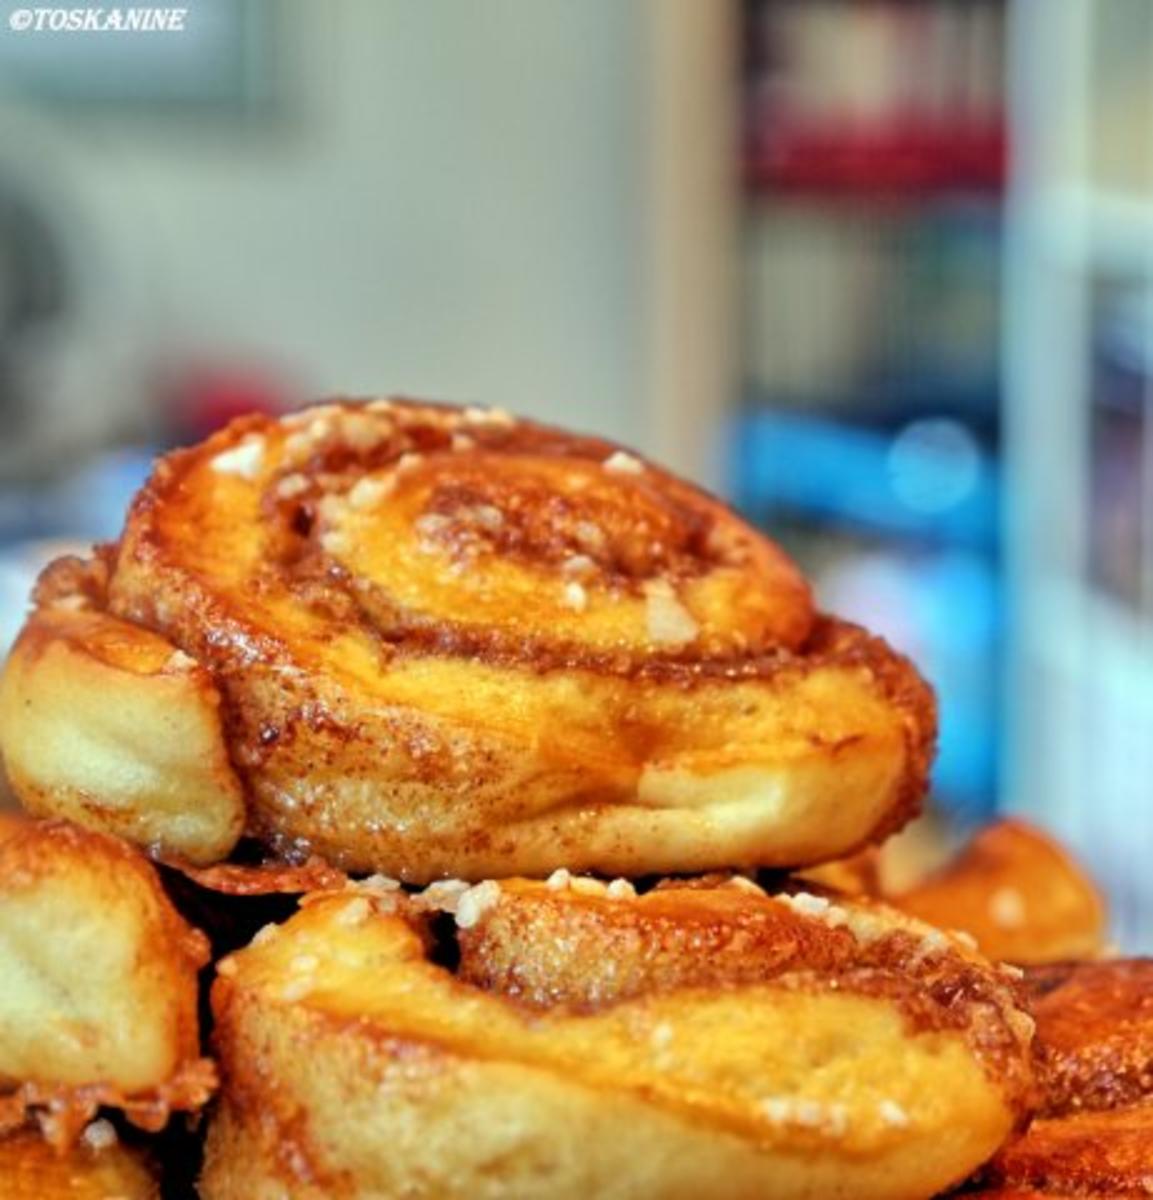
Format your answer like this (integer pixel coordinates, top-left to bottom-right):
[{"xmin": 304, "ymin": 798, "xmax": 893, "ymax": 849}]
[
  {"xmin": 977, "ymin": 1102, "xmax": 1153, "ymax": 1197},
  {"xmin": 0, "ymin": 817, "xmax": 214, "ymax": 1147},
  {"xmin": 200, "ymin": 874, "xmax": 1032, "ymax": 1200},
  {"xmin": 0, "ymin": 400, "xmax": 934, "ymax": 880},
  {"xmin": 889, "ymin": 820, "xmax": 1107, "ymax": 966},
  {"xmin": 1023, "ymin": 958, "xmax": 1153, "ymax": 1118},
  {"xmin": 959, "ymin": 959, "xmax": 1153, "ymax": 1197}
]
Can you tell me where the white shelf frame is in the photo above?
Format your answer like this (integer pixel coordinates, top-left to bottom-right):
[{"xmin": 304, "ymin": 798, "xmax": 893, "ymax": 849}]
[{"xmin": 1004, "ymin": 0, "xmax": 1153, "ymax": 946}]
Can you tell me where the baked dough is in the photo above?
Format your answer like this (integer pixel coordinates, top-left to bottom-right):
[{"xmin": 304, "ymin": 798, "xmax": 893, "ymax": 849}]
[
  {"xmin": 0, "ymin": 1125, "xmax": 158, "ymax": 1199},
  {"xmin": 201, "ymin": 874, "xmax": 1032, "ymax": 1200},
  {"xmin": 0, "ymin": 401, "xmax": 935, "ymax": 880},
  {"xmin": 0, "ymin": 816, "xmax": 214, "ymax": 1146},
  {"xmin": 1024, "ymin": 958, "xmax": 1153, "ymax": 1117},
  {"xmin": 979, "ymin": 1102, "xmax": 1153, "ymax": 1196},
  {"xmin": 883, "ymin": 819, "xmax": 1106, "ymax": 965}
]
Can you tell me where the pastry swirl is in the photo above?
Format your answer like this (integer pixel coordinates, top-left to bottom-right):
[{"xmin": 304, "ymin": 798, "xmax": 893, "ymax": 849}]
[
  {"xmin": 201, "ymin": 874, "xmax": 1032, "ymax": 1200},
  {"xmin": 0, "ymin": 400, "xmax": 935, "ymax": 879}
]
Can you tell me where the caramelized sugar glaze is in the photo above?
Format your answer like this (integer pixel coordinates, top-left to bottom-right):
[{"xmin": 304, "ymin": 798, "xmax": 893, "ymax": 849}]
[
  {"xmin": 0, "ymin": 400, "xmax": 935, "ymax": 879},
  {"xmin": 958, "ymin": 960, "xmax": 1153, "ymax": 1197}
]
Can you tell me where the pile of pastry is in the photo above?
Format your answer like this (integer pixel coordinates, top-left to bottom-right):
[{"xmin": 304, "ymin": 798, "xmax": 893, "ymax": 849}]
[{"xmin": 0, "ymin": 399, "xmax": 1145, "ymax": 1199}]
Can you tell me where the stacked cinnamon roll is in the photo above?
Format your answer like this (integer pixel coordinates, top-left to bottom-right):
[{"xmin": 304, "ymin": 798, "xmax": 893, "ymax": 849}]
[{"xmin": 0, "ymin": 399, "xmax": 1135, "ymax": 1198}]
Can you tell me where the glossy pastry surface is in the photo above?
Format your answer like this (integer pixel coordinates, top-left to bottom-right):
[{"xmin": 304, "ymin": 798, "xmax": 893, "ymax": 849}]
[
  {"xmin": 1024, "ymin": 958, "xmax": 1153, "ymax": 1117},
  {"xmin": 891, "ymin": 820, "xmax": 1106, "ymax": 966},
  {"xmin": 201, "ymin": 874, "xmax": 1032, "ymax": 1200},
  {"xmin": 0, "ymin": 400, "xmax": 935, "ymax": 880}
]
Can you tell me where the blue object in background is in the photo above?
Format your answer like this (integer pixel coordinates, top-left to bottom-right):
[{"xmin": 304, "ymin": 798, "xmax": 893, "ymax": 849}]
[
  {"xmin": 731, "ymin": 408, "xmax": 998, "ymax": 548},
  {"xmin": 729, "ymin": 407, "xmax": 1002, "ymax": 825},
  {"xmin": 0, "ymin": 447, "xmax": 157, "ymax": 656},
  {"xmin": 0, "ymin": 447, "xmax": 156, "ymax": 549}
]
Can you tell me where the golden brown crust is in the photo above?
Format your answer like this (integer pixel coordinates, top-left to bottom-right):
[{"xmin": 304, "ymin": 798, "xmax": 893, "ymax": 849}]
[
  {"xmin": 0, "ymin": 1127, "xmax": 159, "ymax": 1199},
  {"xmin": 1024, "ymin": 959, "xmax": 1153, "ymax": 1117},
  {"xmin": 888, "ymin": 819, "xmax": 1107, "ymax": 965},
  {"xmin": 0, "ymin": 400, "xmax": 935, "ymax": 879},
  {"xmin": 170, "ymin": 855, "xmax": 348, "ymax": 896},
  {"xmin": 0, "ymin": 602, "xmax": 245, "ymax": 865},
  {"xmin": 955, "ymin": 956, "xmax": 1153, "ymax": 1197},
  {"xmin": 981, "ymin": 1103, "xmax": 1153, "ymax": 1196},
  {"xmin": 200, "ymin": 877, "xmax": 1032, "ymax": 1200},
  {"xmin": 0, "ymin": 817, "xmax": 215, "ymax": 1148}
]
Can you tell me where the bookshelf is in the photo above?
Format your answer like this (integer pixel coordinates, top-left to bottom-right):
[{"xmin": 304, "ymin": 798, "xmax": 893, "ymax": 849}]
[
  {"xmin": 1005, "ymin": 0, "xmax": 1153, "ymax": 946},
  {"xmin": 735, "ymin": 0, "xmax": 1006, "ymax": 824}
]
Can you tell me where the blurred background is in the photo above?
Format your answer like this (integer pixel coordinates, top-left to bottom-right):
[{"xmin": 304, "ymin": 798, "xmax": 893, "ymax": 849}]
[{"xmin": 0, "ymin": 0, "xmax": 1149, "ymax": 941}]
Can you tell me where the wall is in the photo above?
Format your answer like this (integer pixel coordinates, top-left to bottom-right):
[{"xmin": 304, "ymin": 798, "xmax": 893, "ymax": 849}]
[{"xmin": 0, "ymin": 0, "xmax": 650, "ymax": 453}]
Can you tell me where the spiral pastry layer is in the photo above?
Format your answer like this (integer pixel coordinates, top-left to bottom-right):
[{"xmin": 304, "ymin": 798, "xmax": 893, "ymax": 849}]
[
  {"xmin": 200, "ymin": 874, "xmax": 1032, "ymax": 1200},
  {"xmin": 0, "ymin": 400, "xmax": 935, "ymax": 879}
]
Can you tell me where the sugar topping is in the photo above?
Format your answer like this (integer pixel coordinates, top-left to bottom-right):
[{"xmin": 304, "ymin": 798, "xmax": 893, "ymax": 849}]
[
  {"xmin": 358, "ymin": 874, "xmax": 403, "ymax": 894},
  {"xmin": 340, "ymin": 411, "xmax": 385, "ymax": 452},
  {"xmin": 280, "ymin": 976, "xmax": 314, "ymax": 1003},
  {"xmin": 878, "ymin": 1099, "xmax": 909, "ymax": 1128},
  {"xmin": 283, "ymin": 417, "xmax": 334, "ymax": 461},
  {"xmin": 777, "ymin": 891, "xmax": 850, "ymax": 930},
  {"xmin": 461, "ymin": 405, "xmax": 515, "ymax": 429},
  {"xmin": 561, "ymin": 554, "xmax": 596, "ymax": 576},
  {"xmin": 759, "ymin": 1097, "xmax": 849, "ymax": 1138},
  {"xmin": 347, "ymin": 476, "xmax": 395, "ymax": 510},
  {"xmin": 542, "ymin": 869, "xmax": 616, "ymax": 898},
  {"xmin": 283, "ymin": 404, "xmax": 341, "ymax": 429},
  {"xmin": 910, "ymin": 927, "xmax": 950, "ymax": 963},
  {"xmin": 211, "ymin": 436, "xmax": 265, "ymax": 480},
  {"xmin": 455, "ymin": 880, "xmax": 503, "ymax": 929},
  {"xmin": 643, "ymin": 579, "xmax": 699, "ymax": 645},
  {"xmin": 603, "ymin": 450, "xmax": 644, "ymax": 475},
  {"xmin": 81, "ymin": 1119, "xmax": 118, "ymax": 1151},
  {"xmin": 562, "ymin": 580, "xmax": 588, "ymax": 612},
  {"xmin": 276, "ymin": 473, "xmax": 310, "ymax": 499},
  {"xmin": 569, "ymin": 876, "xmax": 608, "ymax": 897},
  {"xmin": 414, "ymin": 512, "xmax": 451, "ymax": 547},
  {"xmin": 472, "ymin": 504, "xmax": 504, "ymax": 531},
  {"xmin": 573, "ymin": 520, "xmax": 607, "ymax": 554},
  {"xmin": 335, "ymin": 897, "xmax": 372, "ymax": 927},
  {"xmin": 417, "ymin": 879, "xmax": 470, "ymax": 914}
]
